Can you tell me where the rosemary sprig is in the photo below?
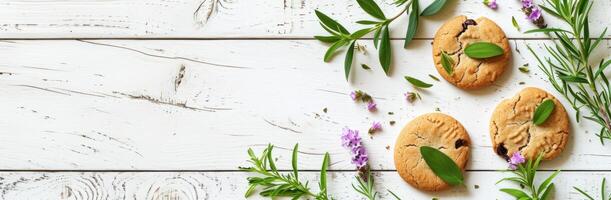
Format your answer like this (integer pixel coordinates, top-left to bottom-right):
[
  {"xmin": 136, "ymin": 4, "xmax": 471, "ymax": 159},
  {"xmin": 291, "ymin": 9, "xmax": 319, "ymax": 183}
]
[
  {"xmin": 526, "ymin": 0, "xmax": 610, "ymax": 143},
  {"xmin": 315, "ymin": 0, "xmax": 449, "ymax": 80},
  {"xmin": 352, "ymin": 169, "xmax": 402, "ymax": 200},
  {"xmin": 574, "ymin": 178, "xmax": 611, "ymax": 200},
  {"xmin": 240, "ymin": 144, "xmax": 331, "ymax": 199},
  {"xmin": 497, "ymin": 154, "xmax": 559, "ymax": 200}
]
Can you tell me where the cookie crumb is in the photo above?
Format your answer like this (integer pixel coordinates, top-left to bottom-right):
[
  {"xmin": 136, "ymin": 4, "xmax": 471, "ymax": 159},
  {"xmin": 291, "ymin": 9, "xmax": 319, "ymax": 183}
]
[{"xmin": 385, "ymin": 145, "xmax": 390, "ymax": 150}]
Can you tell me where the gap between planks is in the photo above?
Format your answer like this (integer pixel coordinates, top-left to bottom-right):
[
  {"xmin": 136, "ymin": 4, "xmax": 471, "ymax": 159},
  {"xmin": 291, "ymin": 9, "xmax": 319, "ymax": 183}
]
[
  {"xmin": 0, "ymin": 169, "xmax": 603, "ymax": 173},
  {"xmin": 0, "ymin": 37, "xmax": 609, "ymax": 40}
]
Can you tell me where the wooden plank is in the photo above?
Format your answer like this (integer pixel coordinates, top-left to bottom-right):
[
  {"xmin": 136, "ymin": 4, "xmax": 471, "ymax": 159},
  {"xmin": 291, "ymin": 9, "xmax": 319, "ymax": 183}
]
[
  {"xmin": 0, "ymin": 0, "xmax": 609, "ymax": 38},
  {"xmin": 0, "ymin": 171, "xmax": 607, "ymax": 199},
  {"xmin": 0, "ymin": 39, "xmax": 610, "ymax": 170}
]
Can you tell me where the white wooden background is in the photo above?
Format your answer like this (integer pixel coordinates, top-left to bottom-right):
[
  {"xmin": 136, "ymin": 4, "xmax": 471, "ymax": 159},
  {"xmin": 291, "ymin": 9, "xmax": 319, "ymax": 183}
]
[{"xmin": 0, "ymin": 0, "xmax": 610, "ymax": 199}]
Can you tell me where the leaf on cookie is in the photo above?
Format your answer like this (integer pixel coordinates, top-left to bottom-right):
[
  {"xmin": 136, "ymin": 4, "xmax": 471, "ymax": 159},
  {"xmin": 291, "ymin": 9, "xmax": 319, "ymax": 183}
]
[
  {"xmin": 420, "ymin": 146, "xmax": 464, "ymax": 186},
  {"xmin": 532, "ymin": 99, "xmax": 555, "ymax": 125},
  {"xmin": 464, "ymin": 42, "xmax": 504, "ymax": 59},
  {"xmin": 441, "ymin": 51, "xmax": 454, "ymax": 75}
]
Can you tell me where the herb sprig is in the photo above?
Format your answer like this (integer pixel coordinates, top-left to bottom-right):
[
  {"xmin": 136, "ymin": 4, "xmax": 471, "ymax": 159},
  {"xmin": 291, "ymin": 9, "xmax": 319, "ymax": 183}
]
[
  {"xmin": 497, "ymin": 154, "xmax": 558, "ymax": 200},
  {"xmin": 526, "ymin": 0, "xmax": 610, "ymax": 143},
  {"xmin": 315, "ymin": 0, "xmax": 450, "ymax": 80},
  {"xmin": 240, "ymin": 144, "xmax": 331, "ymax": 199},
  {"xmin": 574, "ymin": 178, "xmax": 611, "ymax": 200}
]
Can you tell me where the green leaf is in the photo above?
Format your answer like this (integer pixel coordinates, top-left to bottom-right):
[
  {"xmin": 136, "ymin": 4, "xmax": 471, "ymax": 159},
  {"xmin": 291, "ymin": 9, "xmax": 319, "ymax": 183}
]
[
  {"xmin": 379, "ymin": 25, "xmax": 392, "ymax": 75},
  {"xmin": 558, "ymin": 74, "xmax": 588, "ymax": 83},
  {"xmin": 540, "ymin": 183, "xmax": 555, "ymax": 200},
  {"xmin": 324, "ymin": 40, "xmax": 347, "ymax": 62},
  {"xmin": 245, "ymin": 184, "xmax": 256, "ymax": 197},
  {"xmin": 361, "ymin": 64, "xmax": 371, "ymax": 70},
  {"xmin": 464, "ymin": 42, "xmax": 505, "ymax": 59},
  {"xmin": 405, "ymin": 76, "xmax": 433, "ymax": 88},
  {"xmin": 388, "ymin": 190, "xmax": 402, "ymax": 200},
  {"xmin": 315, "ymin": 10, "xmax": 350, "ymax": 35},
  {"xmin": 314, "ymin": 35, "xmax": 340, "ymax": 43},
  {"xmin": 356, "ymin": 20, "xmax": 381, "ymax": 25},
  {"xmin": 292, "ymin": 143, "xmax": 299, "ymax": 180},
  {"xmin": 524, "ymin": 28, "xmax": 570, "ymax": 34},
  {"xmin": 344, "ymin": 41, "xmax": 356, "ymax": 81},
  {"xmin": 512, "ymin": 16, "xmax": 521, "ymax": 31},
  {"xmin": 537, "ymin": 170, "xmax": 559, "ymax": 195},
  {"xmin": 429, "ymin": 74, "xmax": 440, "ymax": 81},
  {"xmin": 595, "ymin": 59, "xmax": 611, "ymax": 79},
  {"xmin": 420, "ymin": 0, "xmax": 447, "ymax": 16},
  {"xmin": 319, "ymin": 152, "xmax": 330, "ymax": 194},
  {"xmin": 356, "ymin": 0, "xmax": 386, "ymax": 20},
  {"xmin": 373, "ymin": 27, "xmax": 382, "ymax": 48},
  {"xmin": 440, "ymin": 51, "xmax": 454, "ymax": 75},
  {"xmin": 404, "ymin": 0, "xmax": 419, "ymax": 48},
  {"xmin": 573, "ymin": 186, "xmax": 595, "ymax": 200},
  {"xmin": 500, "ymin": 188, "xmax": 530, "ymax": 198},
  {"xmin": 419, "ymin": 146, "xmax": 463, "ymax": 185},
  {"xmin": 351, "ymin": 28, "xmax": 372, "ymax": 39},
  {"xmin": 532, "ymin": 99, "xmax": 555, "ymax": 125}
]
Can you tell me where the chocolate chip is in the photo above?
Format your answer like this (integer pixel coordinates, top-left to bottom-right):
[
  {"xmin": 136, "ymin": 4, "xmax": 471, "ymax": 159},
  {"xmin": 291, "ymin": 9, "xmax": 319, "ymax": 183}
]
[
  {"xmin": 455, "ymin": 139, "xmax": 467, "ymax": 149},
  {"xmin": 462, "ymin": 19, "xmax": 477, "ymax": 30},
  {"xmin": 496, "ymin": 143, "xmax": 509, "ymax": 160}
]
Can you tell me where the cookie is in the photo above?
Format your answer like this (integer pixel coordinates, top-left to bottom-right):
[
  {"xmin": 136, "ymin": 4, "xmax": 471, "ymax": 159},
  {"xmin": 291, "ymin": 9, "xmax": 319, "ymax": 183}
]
[
  {"xmin": 490, "ymin": 87, "xmax": 570, "ymax": 161},
  {"xmin": 394, "ymin": 113, "xmax": 471, "ymax": 191},
  {"xmin": 432, "ymin": 15, "xmax": 511, "ymax": 89}
]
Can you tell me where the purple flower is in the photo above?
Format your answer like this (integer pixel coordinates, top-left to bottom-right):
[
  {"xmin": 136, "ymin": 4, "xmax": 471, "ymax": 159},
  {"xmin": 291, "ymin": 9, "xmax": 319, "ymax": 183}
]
[
  {"xmin": 341, "ymin": 127, "xmax": 369, "ymax": 169},
  {"xmin": 404, "ymin": 92, "xmax": 420, "ymax": 103},
  {"xmin": 341, "ymin": 127, "xmax": 361, "ymax": 147},
  {"xmin": 521, "ymin": 0, "xmax": 533, "ymax": 8},
  {"xmin": 528, "ymin": 7, "xmax": 542, "ymax": 21},
  {"xmin": 368, "ymin": 121, "xmax": 382, "ymax": 134},
  {"xmin": 367, "ymin": 101, "xmax": 377, "ymax": 112},
  {"xmin": 484, "ymin": 0, "xmax": 498, "ymax": 9},
  {"xmin": 508, "ymin": 152, "xmax": 526, "ymax": 170},
  {"xmin": 350, "ymin": 91, "xmax": 358, "ymax": 101}
]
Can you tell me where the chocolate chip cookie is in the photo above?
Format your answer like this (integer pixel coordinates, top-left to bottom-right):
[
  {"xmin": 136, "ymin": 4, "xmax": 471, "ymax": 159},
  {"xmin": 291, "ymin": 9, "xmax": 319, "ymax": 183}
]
[
  {"xmin": 490, "ymin": 87, "xmax": 570, "ymax": 161},
  {"xmin": 432, "ymin": 15, "xmax": 511, "ymax": 89},
  {"xmin": 394, "ymin": 113, "xmax": 471, "ymax": 191}
]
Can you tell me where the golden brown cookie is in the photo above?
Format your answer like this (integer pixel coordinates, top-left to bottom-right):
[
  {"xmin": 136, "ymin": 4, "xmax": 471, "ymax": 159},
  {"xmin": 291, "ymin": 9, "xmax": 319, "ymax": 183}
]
[
  {"xmin": 394, "ymin": 113, "xmax": 470, "ymax": 191},
  {"xmin": 432, "ymin": 15, "xmax": 511, "ymax": 89},
  {"xmin": 490, "ymin": 87, "xmax": 570, "ymax": 161}
]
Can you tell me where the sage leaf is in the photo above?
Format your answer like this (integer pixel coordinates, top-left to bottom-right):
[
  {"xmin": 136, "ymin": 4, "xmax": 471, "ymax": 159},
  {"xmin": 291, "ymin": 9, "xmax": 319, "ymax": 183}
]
[
  {"xmin": 532, "ymin": 99, "xmax": 555, "ymax": 125},
  {"xmin": 379, "ymin": 25, "xmax": 391, "ymax": 75},
  {"xmin": 356, "ymin": 0, "xmax": 386, "ymax": 20},
  {"xmin": 404, "ymin": 0, "xmax": 419, "ymax": 48},
  {"xmin": 324, "ymin": 40, "xmax": 347, "ymax": 62},
  {"xmin": 420, "ymin": 0, "xmax": 447, "ymax": 16},
  {"xmin": 464, "ymin": 42, "xmax": 504, "ymax": 59},
  {"xmin": 441, "ymin": 51, "xmax": 454, "ymax": 75},
  {"xmin": 344, "ymin": 41, "xmax": 356, "ymax": 80},
  {"xmin": 405, "ymin": 76, "xmax": 433, "ymax": 88},
  {"xmin": 420, "ymin": 146, "xmax": 463, "ymax": 185},
  {"xmin": 315, "ymin": 10, "xmax": 350, "ymax": 35},
  {"xmin": 512, "ymin": 16, "xmax": 520, "ymax": 31}
]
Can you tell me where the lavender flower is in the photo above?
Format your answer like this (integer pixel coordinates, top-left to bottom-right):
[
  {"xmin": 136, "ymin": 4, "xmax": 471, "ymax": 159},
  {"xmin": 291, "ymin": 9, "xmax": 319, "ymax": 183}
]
[
  {"xmin": 508, "ymin": 152, "xmax": 526, "ymax": 170},
  {"xmin": 341, "ymin": 127, "xmax": 369, "ymax": 169},
  {"xmin": 483, "ymin": 0, "xmax": 498, "ymax": 9},
  {"xmin": 404, "ymin": 91, "xmax": 420, "ymax": 103},
  {"xmin": 520, "ymin": 0, "xmax": 546, "ymax": 28},
  {"xmin": 368, "ymin": 121, "xmax": 382, "ymax": 134},
  {"xmin": 367, "ymin": 101, "xmax": 377, "ymax": 112}
]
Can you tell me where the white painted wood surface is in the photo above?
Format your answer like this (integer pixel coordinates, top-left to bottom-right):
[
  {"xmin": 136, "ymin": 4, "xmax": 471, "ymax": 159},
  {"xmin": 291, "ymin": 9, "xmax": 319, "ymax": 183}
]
[
  {"xmin": 0, "ymin": 171, "xmax": 609, "ymax": 200},
  {"xmin": 0, "ymin": 0, "xmax": 609, "ymax": 38},
  {"xmin": 1, "ymin": 0, "xmax": 610, "ymax": 199}
]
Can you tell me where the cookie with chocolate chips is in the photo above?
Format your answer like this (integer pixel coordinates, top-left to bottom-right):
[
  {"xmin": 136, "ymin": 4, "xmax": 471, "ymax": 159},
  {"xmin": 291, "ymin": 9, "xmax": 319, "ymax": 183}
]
[
  {"xmin": 432, "ymin": 15, "xmax": 511, "ymax": 89},
  {"xmin": 394, "ymin": 113, "xmax": 471, "ymax": 191},
  {"xmin": 490, "ymin": 87, "xmax": 570, "ymax": 161}
]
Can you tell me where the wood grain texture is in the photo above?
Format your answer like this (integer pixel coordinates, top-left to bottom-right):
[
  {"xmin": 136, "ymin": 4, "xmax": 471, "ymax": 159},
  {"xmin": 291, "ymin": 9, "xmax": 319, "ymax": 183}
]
[
  {"xmin": 0, "ymin": 39, "xmax": 609, "ymax": 170},
  {"xmin": 0, "ymin": 0, "xmax": 609, "ymax": 38},
  {"xmin": 0, "ymin": 171, "xmax": 608, "ymax": 199}
]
